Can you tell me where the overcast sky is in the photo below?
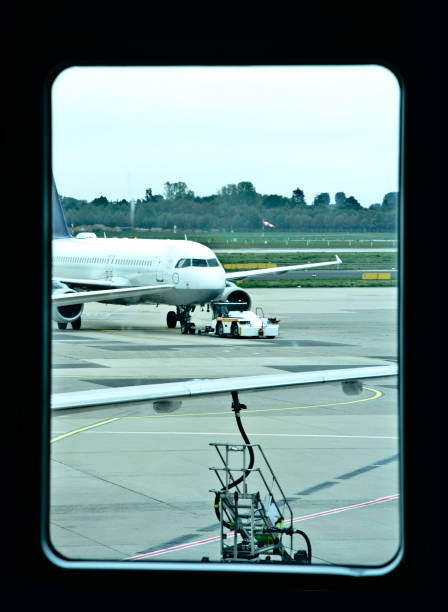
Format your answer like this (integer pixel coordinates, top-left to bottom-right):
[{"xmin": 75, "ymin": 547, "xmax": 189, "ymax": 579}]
[{"xmin": 52, "ymin": 65, "xmax": 401, "ymax": 207}]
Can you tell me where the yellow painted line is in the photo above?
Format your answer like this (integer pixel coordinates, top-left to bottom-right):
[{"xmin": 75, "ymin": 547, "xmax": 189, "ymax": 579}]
[
  {"xmin": 362, "ymin": 272, "xmax": 391, "ymax": 280},
  {"xmin": 50, "ymin": 387, "xmax": 384, "ymax": 443},
  {"xmin": 223, "ymin": 263, "xmax": 277, "ymax": 270},
  {"xmin": 50, "ymin": 417, "xmax": 120, "ymax": 443},
  {"xmin": 245, "ymin": 385, "xmax": 383, "ymax": 414},
  {"xmin": 124, "ymin": 386, "xmax": 383, "ymax": 419}
]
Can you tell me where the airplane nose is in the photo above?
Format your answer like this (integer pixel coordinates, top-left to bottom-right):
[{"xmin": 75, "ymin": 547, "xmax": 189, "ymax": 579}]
[
  {"xmin": 199, "ymin": 267, "xmax": 226, "ymax": 294},
  {"xmin": 214, "ymin": 267, "xmax": 226, "ymax": 290},
  {"xmin": 198, "ymin": 267, "xmax": 225, "ymax": 291},
  {"xmin": 179, "ymin": 265, "xmax": 224, "ymax": 285}
]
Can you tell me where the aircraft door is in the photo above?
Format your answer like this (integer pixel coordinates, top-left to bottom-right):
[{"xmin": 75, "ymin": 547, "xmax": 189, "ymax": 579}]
[
  {"xmin": 105, "ymin": 254, "xmax": 115, "ymax": 282},
  {"xmin": 155, "ymin": 257, "xmax": 164, "ymax": 282}
]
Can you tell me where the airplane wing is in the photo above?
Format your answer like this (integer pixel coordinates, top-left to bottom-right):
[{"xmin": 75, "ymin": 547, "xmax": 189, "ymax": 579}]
[
  {"xmin": 51, "ymin": 364, "xmax": 397, "ymax": 410},
  {"xmin": 52, "ymin": 284, "xmax": 175, "ymax": 306},
  {"xmin": 225, "ymin": 255, "xmax": 342, "ymax": 281}
]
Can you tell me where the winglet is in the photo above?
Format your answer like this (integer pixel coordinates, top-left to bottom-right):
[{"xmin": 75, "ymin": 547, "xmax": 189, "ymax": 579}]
[{"xmin": 335, "ymin": 255, "xmax": 342, "ymax": 264}]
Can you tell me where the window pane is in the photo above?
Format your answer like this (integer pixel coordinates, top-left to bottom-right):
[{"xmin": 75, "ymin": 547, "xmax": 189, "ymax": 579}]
[{"xmin": 50, "ymin": 65, "xmax": 401, "ymax": 573}]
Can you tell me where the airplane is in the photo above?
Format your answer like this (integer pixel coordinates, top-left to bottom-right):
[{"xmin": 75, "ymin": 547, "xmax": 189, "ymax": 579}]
[{"xmin": 52, "ymin": 178, "xmax": 342, "ymax": 333}]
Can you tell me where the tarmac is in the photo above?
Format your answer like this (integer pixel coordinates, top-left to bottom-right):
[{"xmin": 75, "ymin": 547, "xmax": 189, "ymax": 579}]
[{"xmin": 49, "ymin": 287, "xmax": 400, "ymax": 570}]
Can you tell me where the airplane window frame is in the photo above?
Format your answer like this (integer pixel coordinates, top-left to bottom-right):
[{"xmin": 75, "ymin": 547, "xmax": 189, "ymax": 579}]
[{"xmin": 43, "ymin": 63, "xmax": 405, "ymax": 580}]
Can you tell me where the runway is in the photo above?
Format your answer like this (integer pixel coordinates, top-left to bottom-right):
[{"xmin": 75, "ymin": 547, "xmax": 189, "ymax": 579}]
[{"xmin": 49, "ymin": 287, "xmax": 400, "ymax": 569}]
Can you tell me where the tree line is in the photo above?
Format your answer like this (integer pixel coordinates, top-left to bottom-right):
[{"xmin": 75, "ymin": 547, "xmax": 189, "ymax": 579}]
[{"xmin": 61, "ymin": 181, "xmax": 398, "ymax": 232}]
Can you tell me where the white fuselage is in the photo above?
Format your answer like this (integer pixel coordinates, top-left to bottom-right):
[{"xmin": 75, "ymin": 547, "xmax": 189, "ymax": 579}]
[{"xmin": 52, "ymin": 237, "xmax": 226, "ymax": 306}]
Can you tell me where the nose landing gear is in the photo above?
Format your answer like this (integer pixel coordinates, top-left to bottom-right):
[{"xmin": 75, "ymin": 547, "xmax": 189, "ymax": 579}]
[{"xmin": 166, "ymin": 305, "xmax": 197, "ymax": 334}]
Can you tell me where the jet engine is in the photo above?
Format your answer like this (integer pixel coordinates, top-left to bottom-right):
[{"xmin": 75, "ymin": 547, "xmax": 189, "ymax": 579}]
[
  {"xmin": 214, "ymin": 282, "xmax": 251, "ymax": 311},
  {"xmin": 52, "ymin": 281, "xmax": 84, "ymax": 325}
]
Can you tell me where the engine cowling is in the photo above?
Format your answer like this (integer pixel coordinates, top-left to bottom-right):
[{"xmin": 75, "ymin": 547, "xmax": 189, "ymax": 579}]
[
  {"xmin": 52, "ymin": 281, "xmax": 84, "ymax": 324},
  {"xmin": 214, "ymin": 282, "xmax": 251, "ymax": 311}
]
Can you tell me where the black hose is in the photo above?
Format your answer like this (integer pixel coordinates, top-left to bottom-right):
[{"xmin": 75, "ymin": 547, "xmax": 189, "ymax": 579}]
[
  {"xmin": 213, "ymin": 393, "xmax": 312, "ymax": 564},
  {"xmin": 214, "ymin": 395, "xmax": 255, "ymax": 527},
  {"xmin": 294, "ymin": 528, "xmax": 312, "ymax": 563}
]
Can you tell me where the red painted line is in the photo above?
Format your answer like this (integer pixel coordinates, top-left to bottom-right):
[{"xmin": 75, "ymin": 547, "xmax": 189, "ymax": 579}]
[
  {"xmin": 128, "ymin": 534, "xmax": 222, "ymax": 560},
  {"xmin": 127, "ymin": 494, "xmax": 399, "ymax": 561},
  {"xmin": 291, "ymin": 494, "xmax": 399, "ymax": 524}
]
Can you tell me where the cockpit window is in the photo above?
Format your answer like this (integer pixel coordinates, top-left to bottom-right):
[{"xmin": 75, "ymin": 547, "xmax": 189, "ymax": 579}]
[
  {"xmin": 175, "ymin": 258, "xmax": 219, "ymax": 268},
  {"xmin": 175, "ymin": 258, "xmax": 191, "ymax": 268}
]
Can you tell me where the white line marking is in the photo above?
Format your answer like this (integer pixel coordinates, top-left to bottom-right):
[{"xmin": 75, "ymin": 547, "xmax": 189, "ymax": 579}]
[{"xmin": 68, "ymin": 430, "xmax": 398, "ymax": 439}]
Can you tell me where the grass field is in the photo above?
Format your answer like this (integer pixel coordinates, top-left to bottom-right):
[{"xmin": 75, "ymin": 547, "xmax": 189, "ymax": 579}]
[
  {"xmin": 237, "ymin": 278, "xmax": 396, "ymax": 288},
  {"xmin": 218, "ymin": 250, "xmax": 397, "ymax": 267},
  {"xmin": 104, "ymin": 228, "xmax": 398, "ymax": 249},
  {"xmin": 90, "ymin": 229, "xmax": 399, "ymax": 287}
]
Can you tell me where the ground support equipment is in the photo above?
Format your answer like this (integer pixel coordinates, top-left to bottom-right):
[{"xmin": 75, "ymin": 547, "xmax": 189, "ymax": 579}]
[{"xmin": 208, "ymin": 392, "xmax": 311, "ymax": 564}]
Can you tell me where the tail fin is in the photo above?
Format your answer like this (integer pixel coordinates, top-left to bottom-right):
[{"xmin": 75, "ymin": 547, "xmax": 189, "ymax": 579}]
[{"xmin": 52, "ymin": 177, "xmax": 71, "ymax": 239}]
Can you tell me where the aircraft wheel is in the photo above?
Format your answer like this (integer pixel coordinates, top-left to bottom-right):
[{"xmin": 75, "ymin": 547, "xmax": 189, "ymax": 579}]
[
  {"xmin": 181, "ymin": 322, "xmax": 188, "ymax": 334},
  {"xmin": 167, "ymin": 311, "xmax": 177, "ymax": 328},
  {"xmin": 71, "ymin": 318, "xmax": 81, "ymax": 330},
  {"xmin": 231, "ymin": 323, "xmax": 239, "ymax": 338},
  {"xmin": 57, "ymin": 322, "xmax": 67, "ymax": 330},
  {"xmin": 188, "ymin": 323, "xmax": 196, "ymax": 334}
]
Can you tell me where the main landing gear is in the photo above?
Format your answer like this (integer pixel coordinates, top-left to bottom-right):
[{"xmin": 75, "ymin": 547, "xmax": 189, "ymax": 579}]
[
  {"xmin": 57, "ymin": 317, "xmax": 82, "ymax": 330},
  {"xmin": 166, "ymin": 306, "xmax": 196, "ymax": 334}
]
